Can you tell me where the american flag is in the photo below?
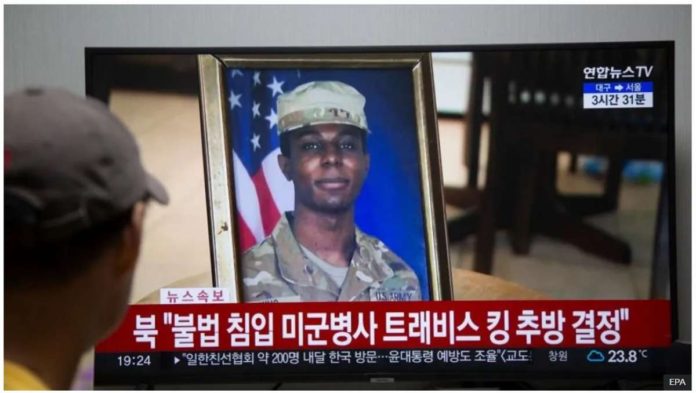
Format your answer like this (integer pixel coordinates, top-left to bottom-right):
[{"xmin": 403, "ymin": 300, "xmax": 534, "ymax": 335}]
[
  {"xmin": 224, "ymin": 66, "xmax": 430, "ymax": 298},
  {"xmin": 224, "ymin": 68, "xmax": 301, "ymax": 251}
]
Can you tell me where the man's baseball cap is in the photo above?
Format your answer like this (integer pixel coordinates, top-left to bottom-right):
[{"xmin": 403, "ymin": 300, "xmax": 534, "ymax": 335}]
[
  {"xmin": 5, "ymin": 88, "xmax": 169, "ymax": 240},
  {"xmin": 277, "ymin": 80, "xmax": 369, "ymax": 134}
]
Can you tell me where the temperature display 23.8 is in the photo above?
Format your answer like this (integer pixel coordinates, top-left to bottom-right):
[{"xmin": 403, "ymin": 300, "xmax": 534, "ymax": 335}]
[{"xmin": 607, "ymin": 349, "xmax": 648, "ymax": 363}]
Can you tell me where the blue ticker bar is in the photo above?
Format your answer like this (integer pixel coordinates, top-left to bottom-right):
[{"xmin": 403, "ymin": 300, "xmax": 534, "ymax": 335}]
[{"xmin": 583, "ymin": 81, "xmax": 653, "ymax": 93}]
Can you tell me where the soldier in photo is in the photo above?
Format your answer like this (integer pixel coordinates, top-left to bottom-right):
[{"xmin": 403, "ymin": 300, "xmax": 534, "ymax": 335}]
[{"xmin": 242, "ymin": 81, "xmax": 421, "ymax": 302}]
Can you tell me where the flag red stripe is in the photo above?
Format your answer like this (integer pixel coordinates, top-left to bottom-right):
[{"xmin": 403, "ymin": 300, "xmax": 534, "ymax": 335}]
[
  {"xmin": 237, "ymin": 215, "xmax": 257, "ymax": 252},
  {"xmin": 251, "ymin": 169, "xmax": 281, "ymax": 235}
]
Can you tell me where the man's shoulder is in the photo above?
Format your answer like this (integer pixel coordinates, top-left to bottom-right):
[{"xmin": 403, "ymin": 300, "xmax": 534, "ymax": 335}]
[
  {"xmin": 243, "ymin": 237, "xmax": 276, "ymax": 263},
  {"xmin": 357, "ymin": 231, "xmax": 422, "ymax": 300},
  {"xmin": 241, "ymin": 236, "xmax": 280, "ymax": 279},
  {"xmin": 240, "ymin": 237, "xmax": 293, "ymax": 301},
  {"xmin": 357, "ymin": 231, "xmax": 418, "ymax": 278},
  {"xmin": 242, "ymin": 213, "xmax": 294, "ymax": 270},
  {"xmin": 4, "ymin": 360, "xmax": 49, "ymax": 390}
]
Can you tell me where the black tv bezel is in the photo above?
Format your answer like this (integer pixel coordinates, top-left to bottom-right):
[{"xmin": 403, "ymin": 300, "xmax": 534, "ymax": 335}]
[{"xmin": 85, "ymin": 41, "xmax": 680, "ymax": 388}]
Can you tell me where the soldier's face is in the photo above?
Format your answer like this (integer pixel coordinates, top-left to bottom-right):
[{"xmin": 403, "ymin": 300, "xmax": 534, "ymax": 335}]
[{"xmin": 279, "ymin": 124, "xmax": 369, "ymax": 214}]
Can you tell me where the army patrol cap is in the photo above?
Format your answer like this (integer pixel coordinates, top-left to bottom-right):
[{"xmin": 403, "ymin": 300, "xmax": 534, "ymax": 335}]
[
  {"xmin": 5, "ymin": 87, "xmax": 169, "ymax": 240},
  {"xmin": 277, "ymin": 80, "xmax": 369, "ymax": 134}
]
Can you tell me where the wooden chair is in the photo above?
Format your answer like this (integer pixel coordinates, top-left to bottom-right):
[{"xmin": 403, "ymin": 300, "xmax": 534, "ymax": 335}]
[
  {"xmin": 454, "ymin": 48, "xmax": 669, "ymax": 274},
  {"xmin": 443, "ymin": 54, "xmax": 486, "ymax": 255}
]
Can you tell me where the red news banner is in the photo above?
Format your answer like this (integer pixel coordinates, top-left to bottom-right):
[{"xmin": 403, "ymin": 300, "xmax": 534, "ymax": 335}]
[{"xmin": 96, "ymin": 300, "xmax": 671, "ymax": 353}]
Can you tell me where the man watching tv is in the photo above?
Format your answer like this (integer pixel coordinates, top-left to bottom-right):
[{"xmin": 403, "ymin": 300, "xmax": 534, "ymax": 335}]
[{"xmin": 4, "ymin": 88, "xmax": 169, "ymax": 389}]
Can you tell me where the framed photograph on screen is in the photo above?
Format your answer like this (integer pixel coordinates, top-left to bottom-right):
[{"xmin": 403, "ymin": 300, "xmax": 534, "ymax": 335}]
[{"xmin": 198, "ymin": 53, "xmax": 451, "ymax": 303}]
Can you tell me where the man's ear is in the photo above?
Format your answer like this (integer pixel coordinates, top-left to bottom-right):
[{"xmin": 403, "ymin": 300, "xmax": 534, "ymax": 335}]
[
  {"xmin": 115, "ymin": 201, "xmax": 147, "ymax": 275},
  {"xmin": 278, "ymin": 154, "xmax": 292, "ymax": 181}
]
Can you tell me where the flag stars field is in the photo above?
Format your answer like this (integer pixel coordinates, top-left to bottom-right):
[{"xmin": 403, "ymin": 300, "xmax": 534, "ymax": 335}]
[
  {"xmin": 228, "ymin": 90, "xmax": 242, "ymax": 110},
  {"xmin": 250, "ymin": 133, "xmax": 261, "ymax": 151},
  {"xmin": 267, "ymin": 76, "xmax": 285, "ymax": 97},
  {"xmin": 265, "ymin": 109, "xmax": 278, "ymax": 130},
  {"xmin": 252, "ymin": 101, "xmax": 261, "ymax": 118}
]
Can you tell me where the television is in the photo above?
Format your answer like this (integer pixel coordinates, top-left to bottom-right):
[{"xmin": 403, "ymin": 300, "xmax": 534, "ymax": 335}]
[{"xmin": 87, "ymin": 42, "xmax": 688, "ymax": 389}]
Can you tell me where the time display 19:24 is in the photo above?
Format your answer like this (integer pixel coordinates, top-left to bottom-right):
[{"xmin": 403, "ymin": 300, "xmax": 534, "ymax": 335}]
[{"xmin": 116, "ymin": 355, "xmax": 152, "ymax": 367}]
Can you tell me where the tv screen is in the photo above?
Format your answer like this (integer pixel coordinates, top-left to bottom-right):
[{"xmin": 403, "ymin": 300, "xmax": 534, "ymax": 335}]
[{"xmin": 88, "ymin": 42, "xmax": 687, "ymax": 389}]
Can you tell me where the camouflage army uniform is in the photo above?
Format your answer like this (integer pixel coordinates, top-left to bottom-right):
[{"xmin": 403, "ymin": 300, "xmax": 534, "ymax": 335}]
[{"xmin": 242, "ymin": 213, "xmax": 421, "ymax": 302}]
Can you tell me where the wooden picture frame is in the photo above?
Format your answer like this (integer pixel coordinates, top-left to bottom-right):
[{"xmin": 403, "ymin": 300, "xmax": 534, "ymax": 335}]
[{"xmin": 198, "ymin": 53, "xmax": 451, "ymax": 303}]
